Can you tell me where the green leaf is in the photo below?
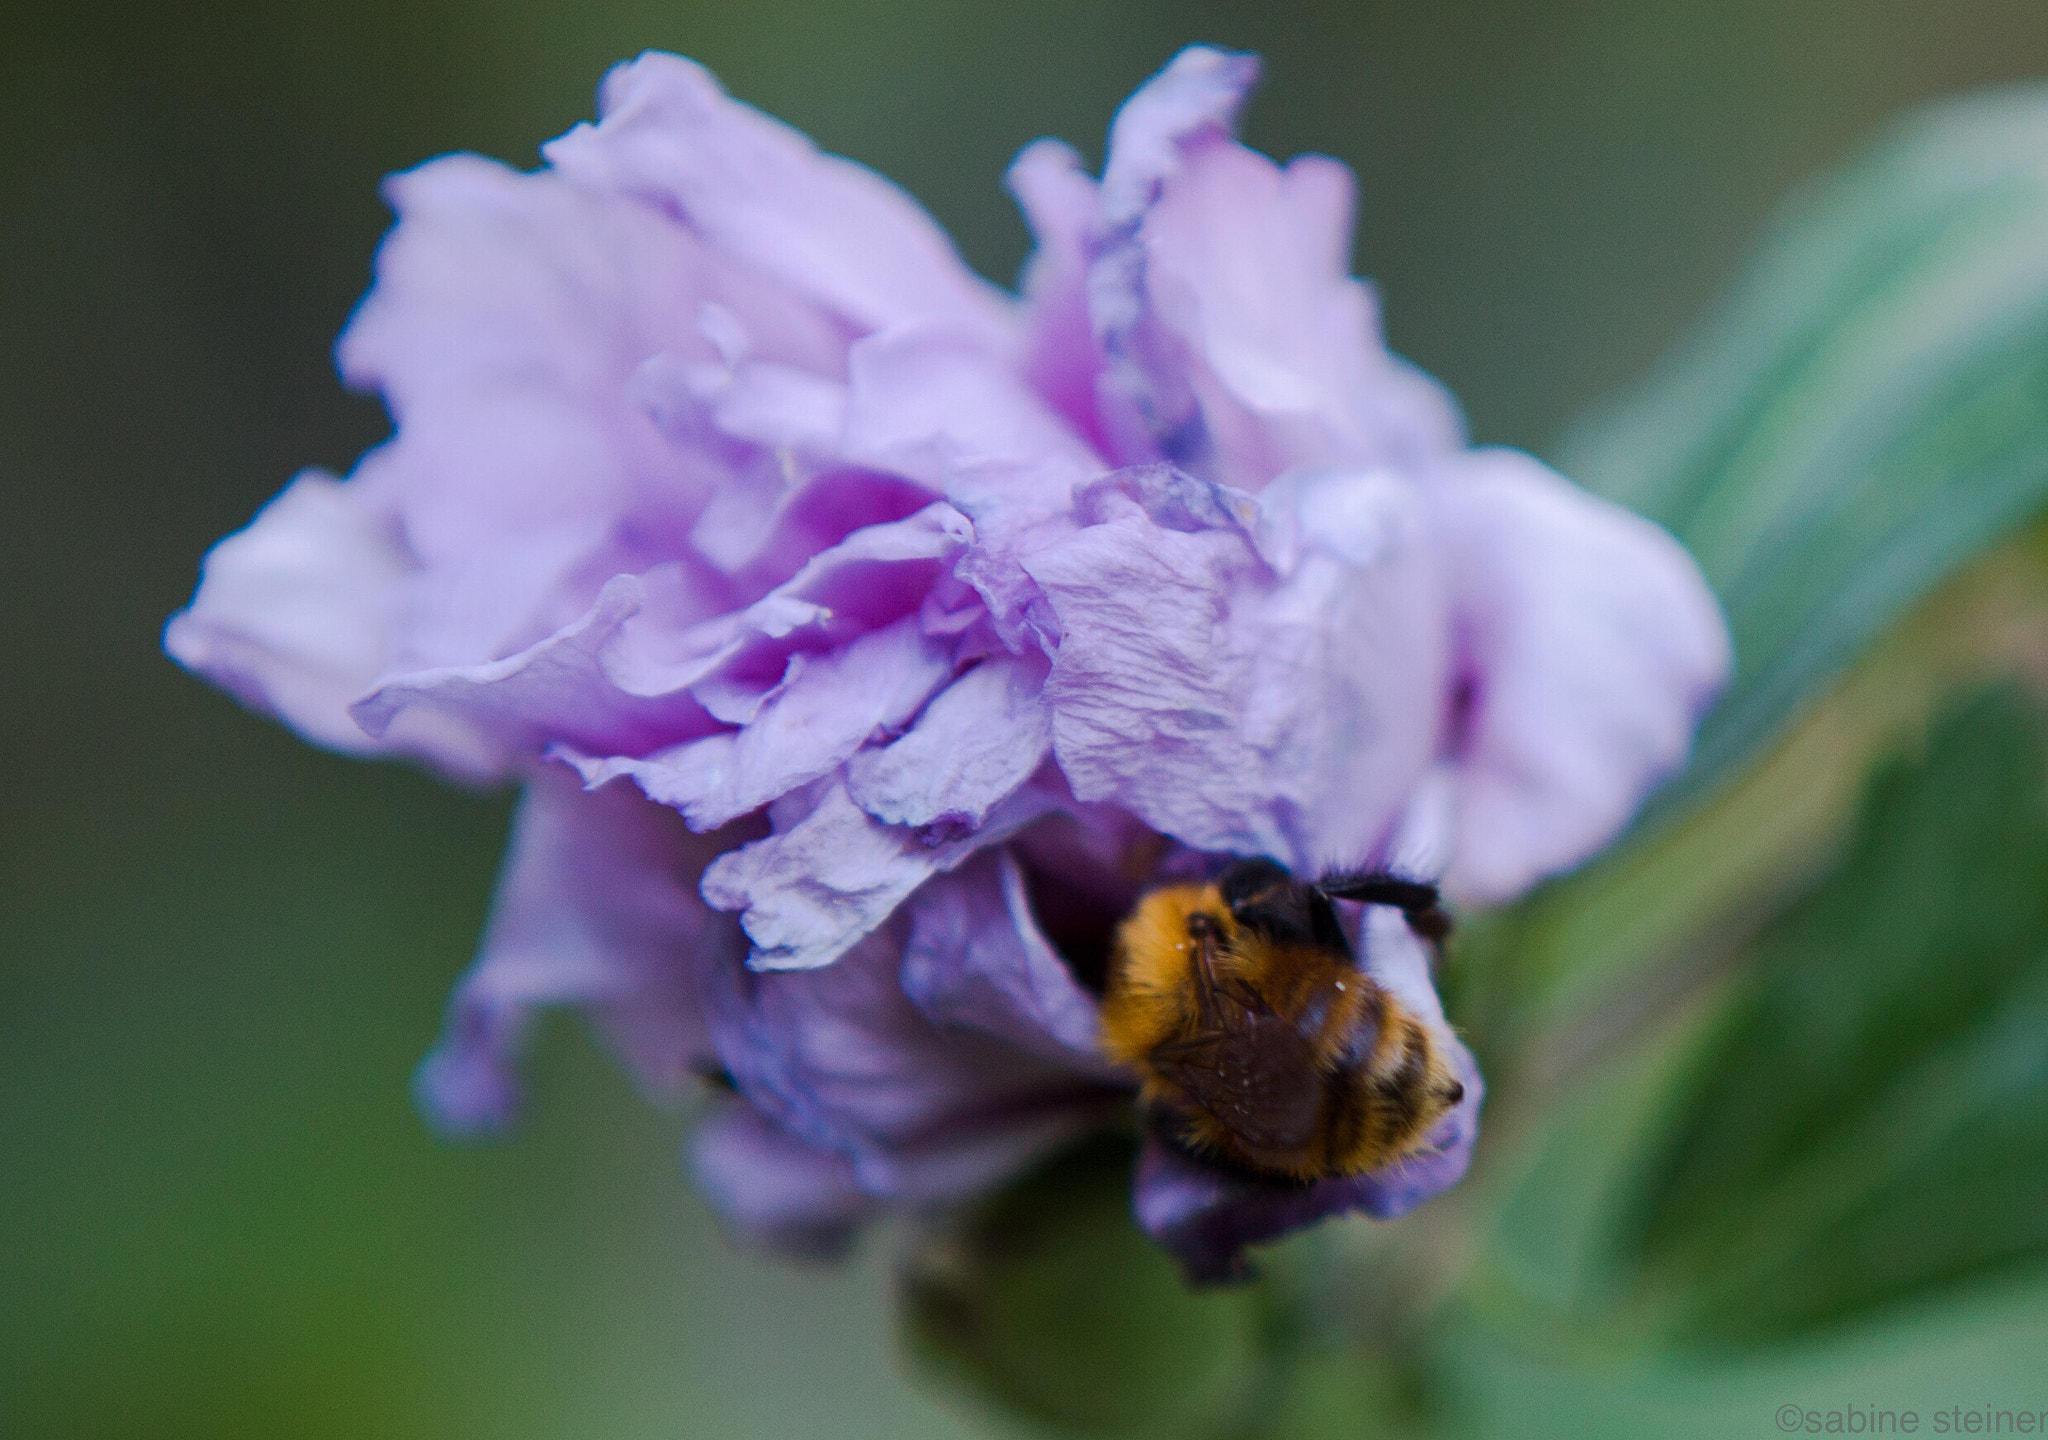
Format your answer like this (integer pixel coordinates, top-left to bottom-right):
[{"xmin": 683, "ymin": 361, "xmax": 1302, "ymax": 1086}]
[
  {"xmin": 898, "ymin": 1136, "xmax": 1267, "ymax": 1438},
  {"xmin": 1611, "ymin": 686, "xmax": 2048, "ymax": 1344},
  {"xmin": 1559, "ymin": 86, "xmax": 2048, "ymax": 811}
]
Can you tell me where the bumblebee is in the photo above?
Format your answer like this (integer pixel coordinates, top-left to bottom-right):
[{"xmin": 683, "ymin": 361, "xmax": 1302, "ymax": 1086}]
[{"xmin": 1099, "ymin": 858, "xmax": 1465, "ymax": 1183}]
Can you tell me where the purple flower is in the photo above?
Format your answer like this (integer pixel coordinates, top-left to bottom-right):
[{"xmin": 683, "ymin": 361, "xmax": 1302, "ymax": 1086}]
[{"xmin": 166, "ymin": 46, "xmax": 1728, "ymax": 1281}]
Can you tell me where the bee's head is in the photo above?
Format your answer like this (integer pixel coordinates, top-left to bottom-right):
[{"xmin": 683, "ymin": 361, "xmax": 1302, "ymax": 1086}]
[{"xmin": 1216, "ymin": 857, "xmax": 1347, "ymax": 955}]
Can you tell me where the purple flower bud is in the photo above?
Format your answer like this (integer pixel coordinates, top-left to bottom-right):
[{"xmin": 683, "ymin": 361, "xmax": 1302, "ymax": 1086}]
[{"xmin": 167, "ymin": 45, "xmax": 1727, "ymax": 1280}]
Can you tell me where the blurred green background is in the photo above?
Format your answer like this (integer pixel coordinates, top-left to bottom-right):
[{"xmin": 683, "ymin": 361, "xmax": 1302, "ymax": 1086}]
[{"xmin": 10, "ymin": 1, "xmax": 2048, "ymax": 1436}]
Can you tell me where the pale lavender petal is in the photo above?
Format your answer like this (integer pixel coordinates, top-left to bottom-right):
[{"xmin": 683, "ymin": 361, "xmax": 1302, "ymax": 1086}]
[
  {"xmin": 1431, "ymin": 449, "xmax": 1731, "ymax": 904},
  {"xmin": 1088, "ymin": 46, "xmax": 1260, "ymax": 469},
  {"xmin": 163, "ymin": 472, "xmax": 420, "ymax": 759},
  {"xmin": 672, "ymin": 357, "xmax": 856, "ymax": 574},
  {"xmin": 358, "ymin": 505, "xmax": 973, "ymax": 770},
  {"xmin": 700, "ymin": 777, "xmax": 1062, "ymax": 971},
  {"xmin": 543, "ymin": 52, "xmax": 1015, "ymax": 350},
  {"xmin": 699, "ymin": 922, "xmax": 1113, "ymax": 1204},
  {"xmin": 900, "ymin": 848, "xmax": 1122, "ymax": 1075},
  {"xmin": 1096, "ymin": 46, "xmax": 1260, "ymax": 225},
  {"xmin": 674, "ymin": 501, "xmax": 973, "ymax": 720},
  {"xmin": 1352, "ymin": 900, "xmax": 1455, "ymax": 1030},
  {"xmin": 1136, "ymin": 146, "xmax": 1463, "ymax": 487},
  {"xmin": 337, "ymin": 156, "xmax": 723, "ymax": 672},
  {"xmin": 1007, "ymin": 139, "xmax": 1107, "ymax": 450},
  {"xmin": 704, "ymin": 500, "xmax": 973, "ymax": 664},
  {"xmin": 353, "ymin": 569, "xmax": 724, "ymax": 771},
  {"xmin": 566, "ymin": 616, "xmax": 954, "ymax": 830},
  {"xmin": 1024, "ymin": 465, "xmax": 1446, "ymax": 874},
  {"xmin": 695, "ymin": 358, "xmax": 849, "ymax": 452},
  {"xmin": 844, "ymin": 652, "xmax": 1052, "ymax": 828},
  {"xmin": 841, "ymin": 324, "xmax": 1102, "ymax": 642},
  {"xmin": 690, "ymin": 1099, "xmax": 876, "ymax": 1257},
  {"xmin": 1085, "ymin": 45, "xmax": 1461, "ymax": 488},
  {"xmin": 415, "ymin": 770, "xmax": 739, "ymax": 1132}
]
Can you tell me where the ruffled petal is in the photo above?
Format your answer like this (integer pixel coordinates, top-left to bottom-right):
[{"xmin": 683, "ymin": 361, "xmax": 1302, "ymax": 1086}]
[
  {"xmin": 1086, "ymin": 45, "xmax": 1461, "ymax": 488},
  {"xmin": 699, "ymin": 922, "xmax": 1115, "ymax": 1204},
  {"xmin": 1008, "ymin": 139, "xmax": 1108, "ymax": 450},
  {"xmin": 414, "ymin": 770, "xmax": 739, "ymax": 1132},
  {"xmin": 352, "ymin": 568, "xmax": 725, "ymax": 771},
  {"xmin": 842, "ymin": 324, "xmax": 1103, "ymax": 644},
  {"xmin": 356, "ymin": 505, "xmax": 973, "ymax": 772},
  {"xmin": 543, "ymin": 52, "xmax": 1015, "ymax": 351},
  {"xmin": 900, "ymin": 848, "xmax": 1123, "ymax": 1075},
  {"xmin": 1432, "ymin": 449, "xmax": 1731, "ymax": 903},
  {"xmin": 660, "ymin": 355, "xmax": 857, "ymax": 574},
  {"xmin": 567, "ymin": 616, "xmax": 954, "ymax": 830},
  {"xmin": 1023, "ymin": 464, "xmax": 1446, "ymax": 874},
  {"xmin": 338, "ymin": 156, "xmax": 736, "ymax": 672},
  {"xmin": 844, "ymin": 651, "xmax": 1052, "ymax": 828},
  {"xmin": 1086, "ymin": 46, "xmax": 1258, "ymax": 469},
  {"xmin": 699, "ymin": 776, "xmax": 1062, "ymax": 971},
  {"xmin": 689, "ymin": 1099, "xmax": 876, "ymax": 1257},
  {"xmin": 162, "ymin": 472, "xmax": 427, "ymax": 759}
]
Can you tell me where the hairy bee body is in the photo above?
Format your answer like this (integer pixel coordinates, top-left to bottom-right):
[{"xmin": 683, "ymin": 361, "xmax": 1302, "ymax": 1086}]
[{"xmin": 1100, "ymin": 860, "xmax": 1464, "ymax": 1183}]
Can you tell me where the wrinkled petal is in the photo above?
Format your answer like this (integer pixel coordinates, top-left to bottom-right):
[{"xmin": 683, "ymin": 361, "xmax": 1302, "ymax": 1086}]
[
  {"xmin": 1087, "ymin": 46, "xmax": 1258, "ymax": 468},
  {"xmin": 338, "ymin": 156, "xmax": 735, "ymax": 673},
  {"xmin": 544, "ymin": 52, "xmax": 1015, "ymax": 351},
  {"xmin": 1432, "ymin": 449, "xmax": 1731, "ymax": 903},
  {"xmin": 357, "ymin": 505, "xmax": 972, "ymax": 771},
  {"xmin": 1086, "ymin": 45, "xmax": 1461, "ymax": 488},
  {"xmin": 700, "ymin": 922, "xmax": 1114, "ymax": 1203},
  {"xmin": 681, "ymin": 501, "xmax": 974, "ymax": 709},
  {"xmin": 566, "ymin": 616, "xmax": 954, "ymax": 829},
  {"xmin": 415, "ymin": 770, "xmax": 739, "ymax": 1132},
  {"xmin": 845, "ymin": 651, "xmax": 1052, "ymax": 828},
  {"xmin": 690, "ymin": 1099, "xmax": 876, "ymax": 1257},
  {"xmin": 627, "ymin": 353, "xmax": 935, "ymax": 585},
  {"xmin": 1024, "ymin": 465, "xmax": 1446, "ymax": 874},
  {"xmin": 1096, "ymin": 46, "xmax": 1259, "ymax": 226},
  {"xmin": 161, "ymin": 472, "xmax": 450, "ymax": 763},
  {"xmin": 1137, "ymin": 148, "xmax": 1464, "ymax": 487},
  {"xmin": 900, "ymin": 848, "xmax": 1123, "ymax": 1075},
  {"xmin": 1008, "ymin": 139, "xmax": 1108, "ymax": 451},
  {"xmin": 700, "ymin": 776, "xmax": 1062, "ymax": 971},
  {"xmin": 669, "ymin": 355, "xmax": 856, "ymax": 573},
  {"xmin": 353, "ymin": 568, "xmax": 723, "ymax": 772},
  {"xmin": 843, "ymin": 324, "xmax": 1102, "ymax": 643}
]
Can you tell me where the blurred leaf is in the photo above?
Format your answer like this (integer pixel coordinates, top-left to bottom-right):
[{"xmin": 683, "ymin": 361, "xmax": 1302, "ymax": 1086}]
[
  {"xmin": 899, "ymin": 1136, "xmax": 1266, "ymax": 1438},
  {"xmin": 1612, "ymin": 686, "xmax": 2048, "ymax": 1344},
  {"xmin": 1560, "ymin": 86, "xmax": 2048, "ymax": 811}
]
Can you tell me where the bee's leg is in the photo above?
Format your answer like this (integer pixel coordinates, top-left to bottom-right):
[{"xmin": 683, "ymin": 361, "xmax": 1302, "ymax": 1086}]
[
  {"xmin": 1183, "ymin": 911, "xmax": 1228, "ymax": 1030},
  {"xmin": 1316, "ymin": 872, "xmax": 1454, "ymax": 951}
]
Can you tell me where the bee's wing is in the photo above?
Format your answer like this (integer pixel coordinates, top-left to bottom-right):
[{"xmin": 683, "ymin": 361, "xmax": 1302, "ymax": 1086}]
[{"xmin": 1151, "ymin": 1000, "xmax": 1324, "ymax": 1153}]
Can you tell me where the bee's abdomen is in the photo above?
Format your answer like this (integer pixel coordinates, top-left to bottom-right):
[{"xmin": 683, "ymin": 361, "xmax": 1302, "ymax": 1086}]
[{"xmin": 1321, "ymin": 1004, "xmax": 1462, "ymax": 1175}]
